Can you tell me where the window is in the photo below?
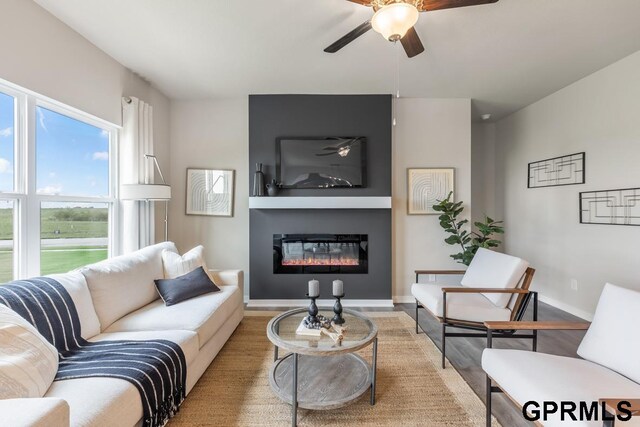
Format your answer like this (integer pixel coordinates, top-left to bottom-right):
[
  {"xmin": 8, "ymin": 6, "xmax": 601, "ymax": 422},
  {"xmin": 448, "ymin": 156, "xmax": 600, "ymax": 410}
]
[{"xmin": 0, "ymin": 79, "xmax": 118, "ymax": 281}]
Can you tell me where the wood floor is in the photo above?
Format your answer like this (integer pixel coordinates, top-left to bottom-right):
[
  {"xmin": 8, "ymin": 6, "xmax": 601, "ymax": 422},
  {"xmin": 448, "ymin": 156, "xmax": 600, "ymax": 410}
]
[
  {"xmin": 398, "ymin": 301, "xmax": 587, "ymax": 427},
  {"xmin": 248, "ymin": 301, "xmax": 587, "ymax": 427}
]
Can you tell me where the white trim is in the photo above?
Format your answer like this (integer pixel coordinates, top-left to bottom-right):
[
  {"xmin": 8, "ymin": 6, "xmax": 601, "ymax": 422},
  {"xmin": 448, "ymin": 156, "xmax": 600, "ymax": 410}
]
[
  {"xmin": 537, "ymin": 295, "xmax": 594, "ymax": 321},
  {"xmin": 246, "ymin": 299, "xmax": 394, "ymax": 308},
  {"xmin": 0, "ymin": 77, "xmax": 120, "ymax": 129},
  {"xmin": 249, "ymin": 196, "xmax": 392, "ymax": 210}
]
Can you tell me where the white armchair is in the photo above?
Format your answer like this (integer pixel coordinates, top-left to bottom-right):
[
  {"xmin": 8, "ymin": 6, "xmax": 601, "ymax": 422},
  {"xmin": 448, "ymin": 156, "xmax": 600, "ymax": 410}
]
[
  {"xmin": 411, "ymin": 248, "xmax": 535, "ymax": 368},
  {"xmin": 483, "ymin": 283, "xmax": 640, "ymax": 427}
]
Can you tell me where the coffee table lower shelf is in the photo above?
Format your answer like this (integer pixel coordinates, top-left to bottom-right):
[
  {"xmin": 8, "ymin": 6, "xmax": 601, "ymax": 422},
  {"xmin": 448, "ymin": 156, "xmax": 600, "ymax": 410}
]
[{"xmin": 269, "ymin": 353, "xmax": 373, "ymax": 411}]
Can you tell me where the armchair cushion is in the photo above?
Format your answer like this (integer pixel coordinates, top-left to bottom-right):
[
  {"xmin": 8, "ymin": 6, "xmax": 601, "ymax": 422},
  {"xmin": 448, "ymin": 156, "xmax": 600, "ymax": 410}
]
[
  {"xmin": 483, "ymin": 348, "xmax": 640, "ymax": 426},
  {"xmin": 460, "ymin": 248, "xmax": 529, "ymax": 308},
  {"xmin": 411, "ymin": 283, "xmax": 511, "ymax": 323},
  {"xmin": 578, "ymin": 283, "xmax": 640, "ymax": 384}
]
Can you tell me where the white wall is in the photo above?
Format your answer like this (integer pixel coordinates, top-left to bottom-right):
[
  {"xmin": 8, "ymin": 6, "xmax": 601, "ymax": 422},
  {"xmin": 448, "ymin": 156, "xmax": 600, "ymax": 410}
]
[
  {"xmin": 393, "ymin": 98, "xmax": 472, "ymax": 301},
  {"xmin": 495, "ymin": 50, "xmax": 640, "ymax": 319},
  {"xmin": 0, "ymin": 0, "xmax": 172, "ymax": 243},
  {"xmin": 169, "ymin": 99, "xmax": 249, "ymax": 296},
  {"xmin": 471, "ymin": 122, "xmax": 497, "ymax": 224}
]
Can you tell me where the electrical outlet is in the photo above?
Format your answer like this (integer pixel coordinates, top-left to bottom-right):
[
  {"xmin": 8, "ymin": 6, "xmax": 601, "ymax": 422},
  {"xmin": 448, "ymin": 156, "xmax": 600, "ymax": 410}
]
[
  {"xmin": 429, "ymin": 274, "xmax": 436, "ymax": 282},
  {"xmin": 570, "ymin": 279, "xmax": 579, "ymax": 291}
]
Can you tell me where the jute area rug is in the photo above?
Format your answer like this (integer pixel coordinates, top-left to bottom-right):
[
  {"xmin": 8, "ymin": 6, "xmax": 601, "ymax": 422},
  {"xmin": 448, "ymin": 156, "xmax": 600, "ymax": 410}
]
[{"xmin": 168, "ymin": 311, "xmax": 500, "ymax": 426}]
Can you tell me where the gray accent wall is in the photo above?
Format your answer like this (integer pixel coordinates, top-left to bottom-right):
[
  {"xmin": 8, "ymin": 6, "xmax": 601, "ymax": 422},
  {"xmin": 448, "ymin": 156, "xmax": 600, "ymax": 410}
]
[
  {"xmin": 249, "ymin": 94, "xmax": 392, "ymax": 300},
  {"xmin": 249, "ymin": 94, "xmax": 392, "ymax": 196},
  {"xmin": 250, "ymin": 210, "xmax": 391, "ymax": 299}
]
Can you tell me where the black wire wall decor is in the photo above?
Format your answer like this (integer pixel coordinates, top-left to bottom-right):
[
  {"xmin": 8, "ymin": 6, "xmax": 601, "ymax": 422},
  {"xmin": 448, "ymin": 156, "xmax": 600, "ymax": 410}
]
[
  {"xmin": 580, "ymin": 188, "xmax": 640, "ymax": 226},
  {"xmin": 528, "ymin": 152, "xmax": 585, "ymax": 188}
]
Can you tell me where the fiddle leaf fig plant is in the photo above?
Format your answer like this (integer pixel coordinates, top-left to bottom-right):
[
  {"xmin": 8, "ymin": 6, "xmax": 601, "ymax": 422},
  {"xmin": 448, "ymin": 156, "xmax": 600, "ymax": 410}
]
[{"xmin": 432, "ymin": 192, "xmax": 504, "ymax": 266}]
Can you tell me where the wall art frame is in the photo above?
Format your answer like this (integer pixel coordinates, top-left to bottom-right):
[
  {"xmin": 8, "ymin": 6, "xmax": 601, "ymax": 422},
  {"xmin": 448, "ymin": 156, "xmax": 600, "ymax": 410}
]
[
  {"xmin": 186, "ymin": 168, "xmax": 235, "ymax": 217},
  {"xmin": 579, "ymin": 187, "xmax": 640, "ymax": 226},
  {"xmin": 407, "ymin": 168, "xmax": 455, "ymax": 215},
  {"xmin": 528, "ymin": 152, "xmax": 585, "ymax": 188}
]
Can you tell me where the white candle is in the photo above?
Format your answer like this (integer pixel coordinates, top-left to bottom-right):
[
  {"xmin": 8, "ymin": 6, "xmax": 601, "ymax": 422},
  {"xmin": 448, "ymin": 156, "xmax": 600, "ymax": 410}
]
[
  {"xmin": 308, "ymin": 279, "xmax": 320, "ymax": 297},
  {"xmin": 333, "ymin": 279, "xmax": 344, "ymax": 297}
]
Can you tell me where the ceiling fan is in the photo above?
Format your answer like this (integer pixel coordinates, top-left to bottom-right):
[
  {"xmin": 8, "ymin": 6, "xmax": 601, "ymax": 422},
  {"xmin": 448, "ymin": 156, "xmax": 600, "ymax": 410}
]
[{"xmin": 324, "ymin": 0, "xmax": 499, "ymax": 58}]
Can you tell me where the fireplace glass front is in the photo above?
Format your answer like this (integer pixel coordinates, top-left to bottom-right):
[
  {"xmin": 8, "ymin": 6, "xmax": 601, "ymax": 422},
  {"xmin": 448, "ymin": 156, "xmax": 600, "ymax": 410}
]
[{"xmin": 273, "ymin": 234, "xmax": 368, "ymax": 274}]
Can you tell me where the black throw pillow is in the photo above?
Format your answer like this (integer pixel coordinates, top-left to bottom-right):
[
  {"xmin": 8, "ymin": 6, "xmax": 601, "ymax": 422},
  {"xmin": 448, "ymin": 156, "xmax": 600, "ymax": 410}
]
[{"xmin": 154, "ymin": 266, "xmax": 220, "ymax": 306}]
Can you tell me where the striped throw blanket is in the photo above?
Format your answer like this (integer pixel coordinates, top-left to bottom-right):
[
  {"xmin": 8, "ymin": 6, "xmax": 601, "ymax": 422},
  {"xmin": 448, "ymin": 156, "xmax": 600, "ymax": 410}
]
[{"xmin": 0, "ymin": 277, "xmax": 186, "ymax": 427}]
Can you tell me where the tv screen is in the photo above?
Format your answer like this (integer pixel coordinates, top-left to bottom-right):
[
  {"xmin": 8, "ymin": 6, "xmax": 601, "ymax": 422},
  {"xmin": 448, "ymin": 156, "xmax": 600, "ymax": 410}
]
[{"xmin": 276, "ymin": 137, "xmax": 367, "ymax": 189}]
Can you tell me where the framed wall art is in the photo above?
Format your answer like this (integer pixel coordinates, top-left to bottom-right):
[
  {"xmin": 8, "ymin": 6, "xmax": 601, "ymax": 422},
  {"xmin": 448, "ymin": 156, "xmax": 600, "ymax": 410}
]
[
  {"xmin": 580, "ymin": 187, "xmax": 640, "ymax": 226},
  {"xmin": 407, "ymin": 168, "xmax": 454, "ymax": 215},
  {"xmin": 528, "ymin": 152, "xmax": 585, "ymax": 188},
  {"xmin": 186, "ymin": 168, "xmax": 235, "ymax": 217}
]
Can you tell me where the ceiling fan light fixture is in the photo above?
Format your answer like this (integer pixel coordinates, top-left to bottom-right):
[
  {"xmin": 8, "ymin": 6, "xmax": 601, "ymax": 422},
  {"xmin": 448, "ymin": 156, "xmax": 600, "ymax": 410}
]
[{"xmin": 371, "ymin": 3, "xmax": 419, "ymax": 42}]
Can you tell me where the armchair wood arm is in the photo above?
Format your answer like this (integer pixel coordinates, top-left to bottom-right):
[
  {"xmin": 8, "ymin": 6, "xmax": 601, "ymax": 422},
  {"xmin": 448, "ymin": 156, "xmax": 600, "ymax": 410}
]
[
  {"xmin": 599, "ymin": 399, "xmax": 640, "ymax": 417},
  {"xmin": 484, "ymin": 321, "xmax": 590, "ymax": 330},
  {"xmin": 442, "ymin": 287, "xmax": 529, "ymax": 294},
  {"xmin": 415, "ymin": 269, "xmax": 466, "ymax": 276}
]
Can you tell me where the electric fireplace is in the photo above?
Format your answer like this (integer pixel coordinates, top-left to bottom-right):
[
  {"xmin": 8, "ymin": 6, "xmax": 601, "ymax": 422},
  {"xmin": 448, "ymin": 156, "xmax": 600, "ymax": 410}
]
[{"xmin": 273, "ymin": 234, "xmax": 368, "ymax": 274}]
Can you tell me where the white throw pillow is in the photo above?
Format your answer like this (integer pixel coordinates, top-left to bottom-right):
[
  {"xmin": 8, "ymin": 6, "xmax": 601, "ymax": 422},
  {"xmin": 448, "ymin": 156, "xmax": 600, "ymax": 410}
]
[
  {"xmin": 0, "ymin": 304, "xmax": 59, "ymax": 398},
  {"xmin": 577, "ymin": 283, "xmax": 640, "ymax": 384},
  {"xmin": 162, "ymin": 246, "xmax": 215, "ymax": 282}
]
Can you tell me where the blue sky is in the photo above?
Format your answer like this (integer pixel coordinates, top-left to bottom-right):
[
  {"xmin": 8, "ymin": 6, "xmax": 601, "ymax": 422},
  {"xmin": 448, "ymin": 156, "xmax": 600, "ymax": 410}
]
[{"xmin": 0, "ymin": 92, "xmax": 109, "ymax": 197}]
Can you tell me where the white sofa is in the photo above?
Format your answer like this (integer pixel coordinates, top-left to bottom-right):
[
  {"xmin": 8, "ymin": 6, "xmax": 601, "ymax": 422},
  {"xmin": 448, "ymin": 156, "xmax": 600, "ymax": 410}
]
[
  {"xmin": 483, "ymin": 283, "xmax": 640, "ymax": 427},
  {"xmin": 3, "ymin": 242, "xmax": 244, "ymax": 427}
]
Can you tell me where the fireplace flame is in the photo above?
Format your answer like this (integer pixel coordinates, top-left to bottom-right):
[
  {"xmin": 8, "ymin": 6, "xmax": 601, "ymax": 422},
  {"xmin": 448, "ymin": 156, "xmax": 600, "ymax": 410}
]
[{"xmin": 282, "ymin": 259, "xmax": 360, "ymax": 266}]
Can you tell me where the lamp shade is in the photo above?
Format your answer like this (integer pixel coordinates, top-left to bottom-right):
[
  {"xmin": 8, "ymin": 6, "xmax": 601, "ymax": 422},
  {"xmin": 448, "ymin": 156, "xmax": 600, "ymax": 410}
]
[
  {"xmin": 120, "ymin": 184, "xmax": 171, "ymax": 201},
  {"xmin": 371, "ymin": 3, "xmax": 419, "ymax": 41}
]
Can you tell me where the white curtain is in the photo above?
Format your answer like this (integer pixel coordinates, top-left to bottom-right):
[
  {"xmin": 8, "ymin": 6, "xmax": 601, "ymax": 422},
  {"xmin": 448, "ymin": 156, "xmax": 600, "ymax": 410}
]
[{"xmin": 120, "ymin": 96, "xmax": 155, "ymax": 254}]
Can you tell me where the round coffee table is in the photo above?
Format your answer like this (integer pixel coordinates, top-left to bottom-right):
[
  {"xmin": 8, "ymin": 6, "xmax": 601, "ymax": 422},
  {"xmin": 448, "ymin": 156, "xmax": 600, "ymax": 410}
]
[{"xmin": 266, "ymin": 308, "xmax": 378, "ymax": 427}]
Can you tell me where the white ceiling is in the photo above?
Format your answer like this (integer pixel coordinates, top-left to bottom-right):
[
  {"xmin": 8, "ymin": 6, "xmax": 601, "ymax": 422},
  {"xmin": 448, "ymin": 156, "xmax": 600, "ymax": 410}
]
[{"xmin": 34, "ymin": 0, "xmax": 640, "ymax": 120}]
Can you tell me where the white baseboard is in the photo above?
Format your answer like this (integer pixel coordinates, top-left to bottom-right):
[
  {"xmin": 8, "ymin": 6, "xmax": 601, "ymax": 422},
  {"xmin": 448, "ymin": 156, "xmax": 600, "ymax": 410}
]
[
  {"xmin": 246, "ymin": 299, "xmax": 394, "ymax": 308},
  {"xmin": 393, "ymin": 295, "xmax": 416, "ymax": 304},
  {"xmin": 537, "ymin": 295, "xmax": 594, "ymax": 321}
]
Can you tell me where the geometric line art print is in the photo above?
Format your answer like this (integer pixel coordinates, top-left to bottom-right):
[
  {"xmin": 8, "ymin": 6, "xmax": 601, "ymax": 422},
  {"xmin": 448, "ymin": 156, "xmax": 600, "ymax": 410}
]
[
  {"xmin": 407, "ymin": 168, "xmax": 454, "ymax": 215},
  {"xmin": 579, "ymin": 188, "xmax": 640, "ymax": 226},
  {"xmin": 528, "ymin": 152, "xmax": 585, "ymax": 188},
  {"xmin": 186, "ymin": 168, "xmax": 235, "ymax": 217}
]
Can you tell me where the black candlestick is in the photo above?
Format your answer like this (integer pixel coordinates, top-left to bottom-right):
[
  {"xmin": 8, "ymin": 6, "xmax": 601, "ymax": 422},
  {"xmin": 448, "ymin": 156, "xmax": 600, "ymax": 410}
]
[
  {"xmin": 332, "ymin": 293, "xmax": 345, "ymax": 325},
  {"xmin": 306, "ymin": 293, "xmax": 319, "ymax": 325}
]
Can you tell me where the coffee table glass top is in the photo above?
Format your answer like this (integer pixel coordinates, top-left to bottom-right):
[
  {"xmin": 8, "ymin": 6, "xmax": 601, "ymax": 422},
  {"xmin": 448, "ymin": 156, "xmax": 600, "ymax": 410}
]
[{"xmin": 267, "ymin": 308, "xmax": 377, "ymax": 355}]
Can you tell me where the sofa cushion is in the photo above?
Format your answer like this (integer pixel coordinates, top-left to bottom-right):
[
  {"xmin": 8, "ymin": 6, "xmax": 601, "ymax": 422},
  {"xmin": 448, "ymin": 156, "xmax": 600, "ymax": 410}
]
[
  {"xmin": 460, "ymin": 248, "xmax": 529, "ymax": 308},
  {"xmin": 80, "ymin": 242, "xmax": 178, "ymax": 331},
  {"xmin": 0, "ymin": 397, "xmax": 69, "ymax": 427},
  {"xmin": 411, "ymin": 282, "xmax": 511, "ymax": 323},
  {"xmin": 578, "ymin": 283, "xmax": 640, "ymax": 384},
  {"xmin": 483, "ymin": 348, "xmax": 640, "ymax": 427},
  {"xmin": 45, "ymin": 376, "xmax": 143, "ymax": 427},
  {"xmin": 48, "ymin": 272, "xmax": 101, "ymax": 339},
  {"xmin": 89, "ymin": 329, "xmax": 200, "ymax": 366},
  {"xmin": 105, "ymin": 285, "xmax": 242, "ymax": 348},
  {"xmin": 0, "ymin": 304, "xmax": 59, "ymax": 398}
]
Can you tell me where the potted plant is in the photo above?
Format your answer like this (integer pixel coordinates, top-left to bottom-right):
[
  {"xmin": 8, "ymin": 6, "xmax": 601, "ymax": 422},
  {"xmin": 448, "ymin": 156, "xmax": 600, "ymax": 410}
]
[{"xmin": 432, "ymin": 192, "xmax": 504, "ymax": 266}]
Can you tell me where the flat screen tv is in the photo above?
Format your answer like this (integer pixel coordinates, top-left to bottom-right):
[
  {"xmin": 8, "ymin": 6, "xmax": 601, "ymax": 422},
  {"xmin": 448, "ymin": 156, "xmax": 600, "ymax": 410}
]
[{"xmin": 276, "ymin": 137, "xmax": 367, "ymax": 189}]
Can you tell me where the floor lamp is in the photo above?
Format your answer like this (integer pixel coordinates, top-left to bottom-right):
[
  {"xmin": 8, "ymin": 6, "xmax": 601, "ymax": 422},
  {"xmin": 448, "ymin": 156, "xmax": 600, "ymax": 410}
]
[{"xmin": 120, "ymin": 154, "xmax": 172, "ymax": 242}]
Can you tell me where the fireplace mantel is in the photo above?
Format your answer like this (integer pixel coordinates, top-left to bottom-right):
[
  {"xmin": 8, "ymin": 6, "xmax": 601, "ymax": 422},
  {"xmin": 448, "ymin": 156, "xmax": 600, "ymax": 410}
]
[{"xmin": 249, "ymin": 196, "xmax": 391, "ymax": 209}]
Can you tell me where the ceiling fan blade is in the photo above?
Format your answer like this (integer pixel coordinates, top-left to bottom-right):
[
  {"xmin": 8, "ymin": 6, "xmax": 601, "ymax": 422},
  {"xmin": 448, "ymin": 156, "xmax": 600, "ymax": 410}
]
[
  {"xmin": 419, "ymin": 0, "xmax": 498, "ymax": 12},
  {"xmin": 400, "ymin": 27, "xmax": 425, "ymax": 58},
  {"xmin": 324, "ymin": 21, "xmax": 372, "ymax": 53}
]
